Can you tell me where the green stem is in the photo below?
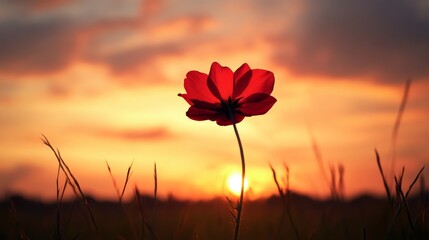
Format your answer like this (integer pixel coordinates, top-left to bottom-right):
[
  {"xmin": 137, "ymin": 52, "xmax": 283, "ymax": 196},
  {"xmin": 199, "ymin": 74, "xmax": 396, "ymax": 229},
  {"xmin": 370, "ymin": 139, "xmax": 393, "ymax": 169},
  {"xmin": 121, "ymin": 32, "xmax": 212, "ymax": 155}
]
[{"xmin": 232, "ymin": 122, "xmax": 245, "ymax": 240}]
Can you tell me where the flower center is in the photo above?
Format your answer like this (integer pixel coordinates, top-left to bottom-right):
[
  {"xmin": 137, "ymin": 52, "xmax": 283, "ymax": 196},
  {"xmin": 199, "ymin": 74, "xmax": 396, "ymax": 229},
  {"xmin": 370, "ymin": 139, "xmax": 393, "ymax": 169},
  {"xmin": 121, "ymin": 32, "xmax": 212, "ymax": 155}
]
[{"xmin": 221, "ymin": 97, "xmax": 240, "ymax": 121}]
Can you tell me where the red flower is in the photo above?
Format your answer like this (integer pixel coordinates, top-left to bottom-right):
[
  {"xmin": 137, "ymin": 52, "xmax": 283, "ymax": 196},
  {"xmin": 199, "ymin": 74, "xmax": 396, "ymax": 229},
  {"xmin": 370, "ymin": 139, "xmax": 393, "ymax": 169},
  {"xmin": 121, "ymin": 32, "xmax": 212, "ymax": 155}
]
[{"xmin": 178, "ymin": 62, "xmax": 277, "ymax": 126}]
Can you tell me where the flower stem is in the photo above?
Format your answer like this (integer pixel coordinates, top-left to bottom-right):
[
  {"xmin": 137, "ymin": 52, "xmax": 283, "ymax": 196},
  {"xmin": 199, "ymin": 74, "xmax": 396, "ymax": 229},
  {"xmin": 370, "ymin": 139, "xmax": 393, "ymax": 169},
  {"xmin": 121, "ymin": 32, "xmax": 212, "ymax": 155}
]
[{"xmin": 232, "ymin": 122, "xmax": 245, "ymax": 240}]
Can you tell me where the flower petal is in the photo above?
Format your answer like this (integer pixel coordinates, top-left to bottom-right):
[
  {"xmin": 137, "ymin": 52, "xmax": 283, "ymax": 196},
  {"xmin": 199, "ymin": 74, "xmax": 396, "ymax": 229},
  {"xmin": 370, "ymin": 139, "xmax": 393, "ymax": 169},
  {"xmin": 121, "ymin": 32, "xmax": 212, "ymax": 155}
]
[
  {"xmin": 186, "ymin": 106, "xmax": 222, "ymax": 121},
  {"xmin": 215, "ymin": 114, "xmax": 245, "ymax": 126},
  {"xmin": 233, "ymin": 63, "xmax": 252, "ymax": 99},
  {"xmin": 238, "ymin": 93, "xmax": 277, "ymax": 116},
  {"xmin": 178, "ymin": 93, "xmax": 194, "ymax": 105},
  {"xmin": 236, "ymin": 69, "xmax": 274, "ymax": 99},
  {"xmin": 188, "ymin": 99, "xmax": 221, "ymax": 110},
  {"xmin": 183, "ymin": 70, "xmax": 218, "ymax": 103},
  {"xmin": 208, "ymin": 62, "xmax": 234, "ymax": 101}
]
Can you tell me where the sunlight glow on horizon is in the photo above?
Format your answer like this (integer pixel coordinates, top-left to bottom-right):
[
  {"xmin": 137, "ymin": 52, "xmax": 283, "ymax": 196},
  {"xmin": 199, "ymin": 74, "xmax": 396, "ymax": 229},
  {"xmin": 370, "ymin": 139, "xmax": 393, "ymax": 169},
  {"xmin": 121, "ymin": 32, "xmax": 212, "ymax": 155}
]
[{"xmin": 227, "ymin": 173, "xmax": 249, "ymax": 196}]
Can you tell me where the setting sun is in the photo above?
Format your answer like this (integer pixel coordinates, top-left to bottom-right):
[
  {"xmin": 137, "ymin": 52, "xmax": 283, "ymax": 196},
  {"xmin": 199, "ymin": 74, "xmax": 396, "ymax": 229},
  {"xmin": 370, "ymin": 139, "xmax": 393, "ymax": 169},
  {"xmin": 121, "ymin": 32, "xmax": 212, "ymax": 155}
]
[{"xmin": 227, "ymin": 173, "xmax": 249, "ymax": 196}]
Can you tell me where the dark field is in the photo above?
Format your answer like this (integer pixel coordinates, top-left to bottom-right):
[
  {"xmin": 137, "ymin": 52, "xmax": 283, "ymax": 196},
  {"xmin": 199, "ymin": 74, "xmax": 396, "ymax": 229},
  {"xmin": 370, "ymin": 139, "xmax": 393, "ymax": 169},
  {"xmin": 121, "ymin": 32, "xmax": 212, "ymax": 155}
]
[{"xmin": 1, "ymin": 192, "xmax": 428, "ymax": 240}]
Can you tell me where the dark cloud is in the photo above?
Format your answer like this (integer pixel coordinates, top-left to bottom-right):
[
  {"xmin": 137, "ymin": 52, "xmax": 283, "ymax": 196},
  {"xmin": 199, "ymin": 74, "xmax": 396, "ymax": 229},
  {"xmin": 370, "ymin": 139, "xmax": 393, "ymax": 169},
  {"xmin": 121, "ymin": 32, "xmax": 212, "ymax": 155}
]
[
  {"xmin": 7, "ymin": 0, "xmax": 428, "ymax": 84},
  {"xmin": 0, "ymin": 15, "xmax": 149, "ymax": 77},
  {"xmin": 0, "ymin": 0, "xmax": 210, "ymax": 80},
  {"xmin": 0, "ymin": 18, "xmax": 81, "ymax": 75},
  {"xmin": 0, "ymin": 0, "xmax": 150, "ymax": 77},
  {"xmin": 271, "ymin": 0, "xmax": 429, "ymax": 83},
  {"xmin": 9, "ymin": 0, "xmax": 71, "ymax": 11}
]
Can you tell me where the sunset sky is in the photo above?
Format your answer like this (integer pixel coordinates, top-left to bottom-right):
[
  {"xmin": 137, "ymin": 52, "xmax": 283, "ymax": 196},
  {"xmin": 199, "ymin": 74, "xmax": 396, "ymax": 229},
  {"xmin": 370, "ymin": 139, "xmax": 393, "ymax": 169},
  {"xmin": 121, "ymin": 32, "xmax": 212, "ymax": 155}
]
[{"xmin": 1, "ymin": 0, "xmax": 428, "ymax": 201}]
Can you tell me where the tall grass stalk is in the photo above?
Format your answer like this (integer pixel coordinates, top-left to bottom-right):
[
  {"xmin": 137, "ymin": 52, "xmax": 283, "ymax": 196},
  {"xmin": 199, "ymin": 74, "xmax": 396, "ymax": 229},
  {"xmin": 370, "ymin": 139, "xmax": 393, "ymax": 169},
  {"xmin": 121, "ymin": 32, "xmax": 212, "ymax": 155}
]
[
  {"xmin": 396, "ymin": 167, "xmax": 405, "ymax": 201},
  {"xmin": 386, "ymin": 167, "xmax": 424, "ymax": 238},
  {"xmin": 338, "ymin": 164, "xmax": 345, "ymax": 201},
  {"xmin": 308, "ymin": 129, "xmax": 330, "ymax": 191},
  {"xmin": 105, "ymin": 160, "xmax": 134, "ymax": 201},
  {"xmin": 135, "ymin": 187, "xmax": 157, "ymax": 240},
  {"xmin": 153, "ymin": 162, "xmax": 158, "ymax": 216},
  {"xmin": 394, "ymin": 177, "xmax": 415, "ymax": 235},
  {"xmin": 152, "ymin": 162, "xmax": 158, "ymax": 239},
  {"xmin": 135, "ymin": 187, "xmax": 147, "ymax": 240},
  {"xmin": 284, "ymin": 162, "xmax": 290, "ymax": 192},
  {"xmin": 363, "ymin": 227, "xmax": 366, "ymax": 240},
  {"xmin": 375, "ymin": 150, "xmax": 393, "ymax": 206},
  {"xmin": 172, "ymin": 211, "xmax": 187, "ymax": 240},
  {"xmin": 42, "ymin": 135, "xmax": 100, "ymax": 237},
  {"xmin": 390, "ymin": 79, "xmax": 411, "ymax": 183},
  {"xmin": 420, "ymin": 176, "xmax": 427, "ymax": 223},
  {"xmin": 269, "ymin": 163, "xmax": 300, "ymax": 240},
  {"xmin": 55, "ymin": 162, "xmax": 68, "ymax": 240},
  {"xmin": 405, "ymin": 166, "xmax": 425, "ymax": 199},
  {"xmin": 105, "ymin": 160, "xmax": 121, "ymax": 200},
  {"xmin": 329, "ymin": 164, "xmax": 338, "ymax": 201},
  {"xmin": 121, "ymin": 162, "xmax": 133, "ymax": 202},
  {"xmin": 9, "ymin": 200, "xmax": 29, "ymax": 240},
  {"xmin": 134, "ymin": 162, "xmax": 158, "ymax": 240},
  {"xmin": 105, "ymin": 160, "xmax": 137, "ymax": 238},
  {"xmin": 55, "ymin": 163, "xmax": 61, "ymax": 240},
  {"xmin": 308, "ymin": 129, "xmax": 343, "ymax": 201}
]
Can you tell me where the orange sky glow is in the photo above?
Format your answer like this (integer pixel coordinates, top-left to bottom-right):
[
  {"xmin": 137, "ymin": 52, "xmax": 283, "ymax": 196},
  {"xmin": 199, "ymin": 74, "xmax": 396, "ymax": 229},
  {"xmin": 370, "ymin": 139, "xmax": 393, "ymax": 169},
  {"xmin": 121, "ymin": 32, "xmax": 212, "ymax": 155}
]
[{"xmin": 1, "ymin": 0, "xmax": 428, "ymax": 202}]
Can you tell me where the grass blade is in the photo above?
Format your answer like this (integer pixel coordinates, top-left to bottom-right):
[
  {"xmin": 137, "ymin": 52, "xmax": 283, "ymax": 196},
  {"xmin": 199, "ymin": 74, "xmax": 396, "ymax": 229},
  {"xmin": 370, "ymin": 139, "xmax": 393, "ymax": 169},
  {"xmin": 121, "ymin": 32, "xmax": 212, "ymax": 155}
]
[
  {"xmin": 154, "ymin": 162, "xmax": 158, "ymax": 211},
  {"xmin": 269, "ymin": 163, "xmax": 300, "ymax": 240},
  {"xmin": 375, "ymin": 149, "xmax": 393, "ymax": 206},
  {"xmin": 120, "ymin": 161, "xmax": 133, "ymax": 202},
  {"xmin": 390, "ymin": 79, "xmax": 411, "ymax": 185},
  {"xmin": 42, "ymin": 135, "xmax": 100, "ymax": 237},
  {"xmin": 395, "ymin": 177, "xmax": 416, "ymax": 234},
  {"xmin": 405, "ymin": 166, "xmax": 425, "ymax": 199},
  {"xmin": 105, "ymin": 160, "xmax": 121, "ymax": 200}
]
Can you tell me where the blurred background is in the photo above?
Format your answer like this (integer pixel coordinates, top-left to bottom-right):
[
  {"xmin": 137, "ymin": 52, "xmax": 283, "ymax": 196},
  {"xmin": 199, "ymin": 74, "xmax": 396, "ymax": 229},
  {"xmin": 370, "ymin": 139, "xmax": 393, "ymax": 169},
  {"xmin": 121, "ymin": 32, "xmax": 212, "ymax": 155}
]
[{"xmin": 0, "ymin": 0, "xmax": 428, "ymax": 201}]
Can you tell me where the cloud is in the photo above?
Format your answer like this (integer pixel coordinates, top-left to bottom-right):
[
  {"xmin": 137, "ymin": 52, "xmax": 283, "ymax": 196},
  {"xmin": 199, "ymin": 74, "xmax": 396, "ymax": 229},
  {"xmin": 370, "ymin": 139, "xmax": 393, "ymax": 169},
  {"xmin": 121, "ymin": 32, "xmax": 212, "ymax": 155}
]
[
  {"xmin": 0, "ymin": 0, "xmax": 147, "ymax": 76},
  {"xmin": 0, "ymin": 17, "xmax": 83, "ymax": 75},
  {"xmin": 9, "ymin": 0, "xmax": 71, "ymax": 11},
  {"xmin": 0, "ymin": 164, "xmax": 40, "ymax": 192},
  {"xmin": 85, "ymin": 37, "xmax": 182, "ymax": 75},
  {"xmin": 140, "ymin": 0, "xmax": 164, "ymax": 20},
  {"xmin": 83, "ymin": 15, "xmax": 216, "ymax": 77},
  {"xmin": 4, "ymin": 0, "xmax": 427, "ymax": 85},
  {"xmin": 45, "ymin": 81, "xmax": 73, "ymax": 98},
  {"xmin": 0, "ymin": 81, "xmax": 17, "ymax": 105},
  {"xmin": 0, "ymin": 0, "xmax": 214, "ymax": 80},
  {"xmin": 92, "ymin": 126, "xmax": 175, "ymax": 141},
  {"xmin": 271, "ymin": 0, "xmax": 429, "ymax": 83}
]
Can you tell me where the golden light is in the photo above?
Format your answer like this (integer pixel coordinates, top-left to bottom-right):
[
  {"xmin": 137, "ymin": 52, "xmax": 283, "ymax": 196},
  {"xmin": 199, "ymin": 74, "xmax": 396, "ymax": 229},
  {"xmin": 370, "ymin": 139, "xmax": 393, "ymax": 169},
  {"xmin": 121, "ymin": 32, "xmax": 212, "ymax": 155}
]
[{"xmin": 227, "ymin": 173, "xmax": 249, "ymax": 196}]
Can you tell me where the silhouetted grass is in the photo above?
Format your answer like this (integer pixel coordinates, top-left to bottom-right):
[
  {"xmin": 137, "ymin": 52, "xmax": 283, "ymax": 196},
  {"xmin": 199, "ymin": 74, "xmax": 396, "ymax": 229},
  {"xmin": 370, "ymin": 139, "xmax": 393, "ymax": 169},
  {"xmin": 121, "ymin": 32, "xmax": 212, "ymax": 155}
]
[
  {"xmin": 376, "ymin": 149, "xmax": 393, "ymax": 207},
  {"xmin": 3, "ymin": 192, "xmax": 429, "ymax": 240},
  {"xmin": 42, "ymin": 135, "xmax": 100, "ymax": 238},
  {"xmin": 106, "ymin": 160, "xmax": 137, "ymax": 238},
  {"xmin": 269, "ymin": 163, "xmax": 300, "ymax": 240},
  {"xmin": 27, "ymin": 135, "xmax": 425, "ymax": 240},
  {"xmin": 390, "ymin": 79, "xmax": 412, "ymax": 182}
]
